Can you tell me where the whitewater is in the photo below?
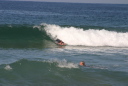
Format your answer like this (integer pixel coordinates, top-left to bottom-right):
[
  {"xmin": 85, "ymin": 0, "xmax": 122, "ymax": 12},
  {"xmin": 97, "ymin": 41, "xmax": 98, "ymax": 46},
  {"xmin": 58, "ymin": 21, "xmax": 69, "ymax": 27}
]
[{"xmin": 35, "ymin": 23, "xmax": 128, "ymax": 47}]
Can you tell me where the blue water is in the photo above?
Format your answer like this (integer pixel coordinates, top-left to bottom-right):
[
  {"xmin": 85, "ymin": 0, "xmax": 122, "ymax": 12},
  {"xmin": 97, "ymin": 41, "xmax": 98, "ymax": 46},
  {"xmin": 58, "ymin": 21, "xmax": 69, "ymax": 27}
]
[
  {"xmin": 1, "ymin": 1, "xmax": 128, "ymax": 27},
  {"xmin": 0, "ymin": 1, "xmax": 128, "ymax": 86}
]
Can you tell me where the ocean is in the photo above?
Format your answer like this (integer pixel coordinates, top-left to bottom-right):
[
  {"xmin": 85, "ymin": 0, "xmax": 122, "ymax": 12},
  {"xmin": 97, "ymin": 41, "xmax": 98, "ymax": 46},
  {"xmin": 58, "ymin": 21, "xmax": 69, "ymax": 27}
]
[{"xmin": 0, "ymin": 1, "xmax": 128, "ymax": 86}]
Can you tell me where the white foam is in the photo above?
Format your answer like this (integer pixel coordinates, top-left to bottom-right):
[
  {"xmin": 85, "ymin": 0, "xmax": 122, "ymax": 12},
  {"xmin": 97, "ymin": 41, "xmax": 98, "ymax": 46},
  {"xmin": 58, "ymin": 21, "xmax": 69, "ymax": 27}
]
[
  {"xmin": 57, "ymin": 59, "xmax": 79, "ymax": 68},
  {"xmin": 4, "ymin": 65, "xmax": 12, "ymax": 70},
  {"xmin": 45, "ymin": 59, "xmax": 79, "ymax": 68},
  {"xmin": 42, "ymin": 23, "xmax": 128, "ymax": 47}
]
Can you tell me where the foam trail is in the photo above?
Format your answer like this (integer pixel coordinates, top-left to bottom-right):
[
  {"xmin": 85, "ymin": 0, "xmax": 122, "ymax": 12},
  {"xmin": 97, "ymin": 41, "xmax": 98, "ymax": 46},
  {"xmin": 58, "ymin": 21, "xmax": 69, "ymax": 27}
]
[
  {"xmin": 43, "ymin": 59, "xmax": 79, "ymax": 68},
  {"xmin": 42, "ymin": 24, "xmax": 128, "ymax": 47}
]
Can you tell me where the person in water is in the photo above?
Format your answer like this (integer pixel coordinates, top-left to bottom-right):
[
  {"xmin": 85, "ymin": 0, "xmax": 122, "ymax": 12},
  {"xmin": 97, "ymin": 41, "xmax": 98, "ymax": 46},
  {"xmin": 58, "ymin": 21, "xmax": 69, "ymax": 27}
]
[
  {"xmin": 79, "ymin": 61, "xmax": 92, "ymax": 68},
  {"xmin": 79, "ymin": 61, "xmax": 86, "ymax": 66},
  {"xmin": 56, "ymin": 39, "xmax": 65, "ymax": 45}
]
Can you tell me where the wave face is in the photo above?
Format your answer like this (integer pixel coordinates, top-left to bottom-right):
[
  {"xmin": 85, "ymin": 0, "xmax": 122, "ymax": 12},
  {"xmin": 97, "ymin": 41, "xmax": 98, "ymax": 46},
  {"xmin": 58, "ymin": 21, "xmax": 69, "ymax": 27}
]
[
  {"xmin": 0, "ymin": 24, "xmax": 53, "ymax": 48},
  {"xmin": 0, "ymin": 24, "xmax": 128, "ymax": 48}
]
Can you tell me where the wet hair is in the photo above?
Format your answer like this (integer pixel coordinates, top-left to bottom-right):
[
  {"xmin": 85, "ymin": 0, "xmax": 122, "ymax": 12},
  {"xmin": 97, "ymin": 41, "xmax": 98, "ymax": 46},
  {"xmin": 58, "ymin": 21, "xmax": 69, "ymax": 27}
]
[
  {"xmin": 56, "ymin": 39, "xmax": 61, "ymax": 43},
  {"xmin": 82, "ymin": 61, "xmax": 85, "ymax": 65}
]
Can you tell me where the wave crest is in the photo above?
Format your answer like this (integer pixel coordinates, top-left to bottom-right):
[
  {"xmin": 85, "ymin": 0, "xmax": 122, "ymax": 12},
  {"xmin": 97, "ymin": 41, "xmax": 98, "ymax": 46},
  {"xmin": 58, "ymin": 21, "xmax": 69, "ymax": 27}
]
[{"xmin": 42, "ymin": 23, "xmax": 128, "ymax": 47}]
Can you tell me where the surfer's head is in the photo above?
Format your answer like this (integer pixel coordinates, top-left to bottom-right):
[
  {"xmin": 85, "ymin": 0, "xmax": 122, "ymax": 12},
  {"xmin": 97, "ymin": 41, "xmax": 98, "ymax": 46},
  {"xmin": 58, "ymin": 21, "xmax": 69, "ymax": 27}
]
[{"xmin": 79, "ymin": 61, "xmax": 85, "ymax": 66}]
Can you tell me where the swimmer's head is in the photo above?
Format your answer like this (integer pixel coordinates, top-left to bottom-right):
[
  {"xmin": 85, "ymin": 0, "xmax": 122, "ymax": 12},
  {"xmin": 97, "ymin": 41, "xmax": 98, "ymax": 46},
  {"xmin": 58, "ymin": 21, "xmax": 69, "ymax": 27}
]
[{"xmin": 79, "ymin": 61, "xmax": 85, "ymax": 66}]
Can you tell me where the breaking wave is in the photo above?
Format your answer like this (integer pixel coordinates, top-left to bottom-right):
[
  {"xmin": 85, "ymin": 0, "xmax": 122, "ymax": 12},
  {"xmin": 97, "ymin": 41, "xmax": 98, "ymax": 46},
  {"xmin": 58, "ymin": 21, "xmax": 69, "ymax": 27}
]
[
  {"xmin": 40, "ymin": 23, "xmax": 128, "ymax": 47},
  {"xmin": 0, "ymin": 23, "xmax": 128, "ymax": 48}
]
